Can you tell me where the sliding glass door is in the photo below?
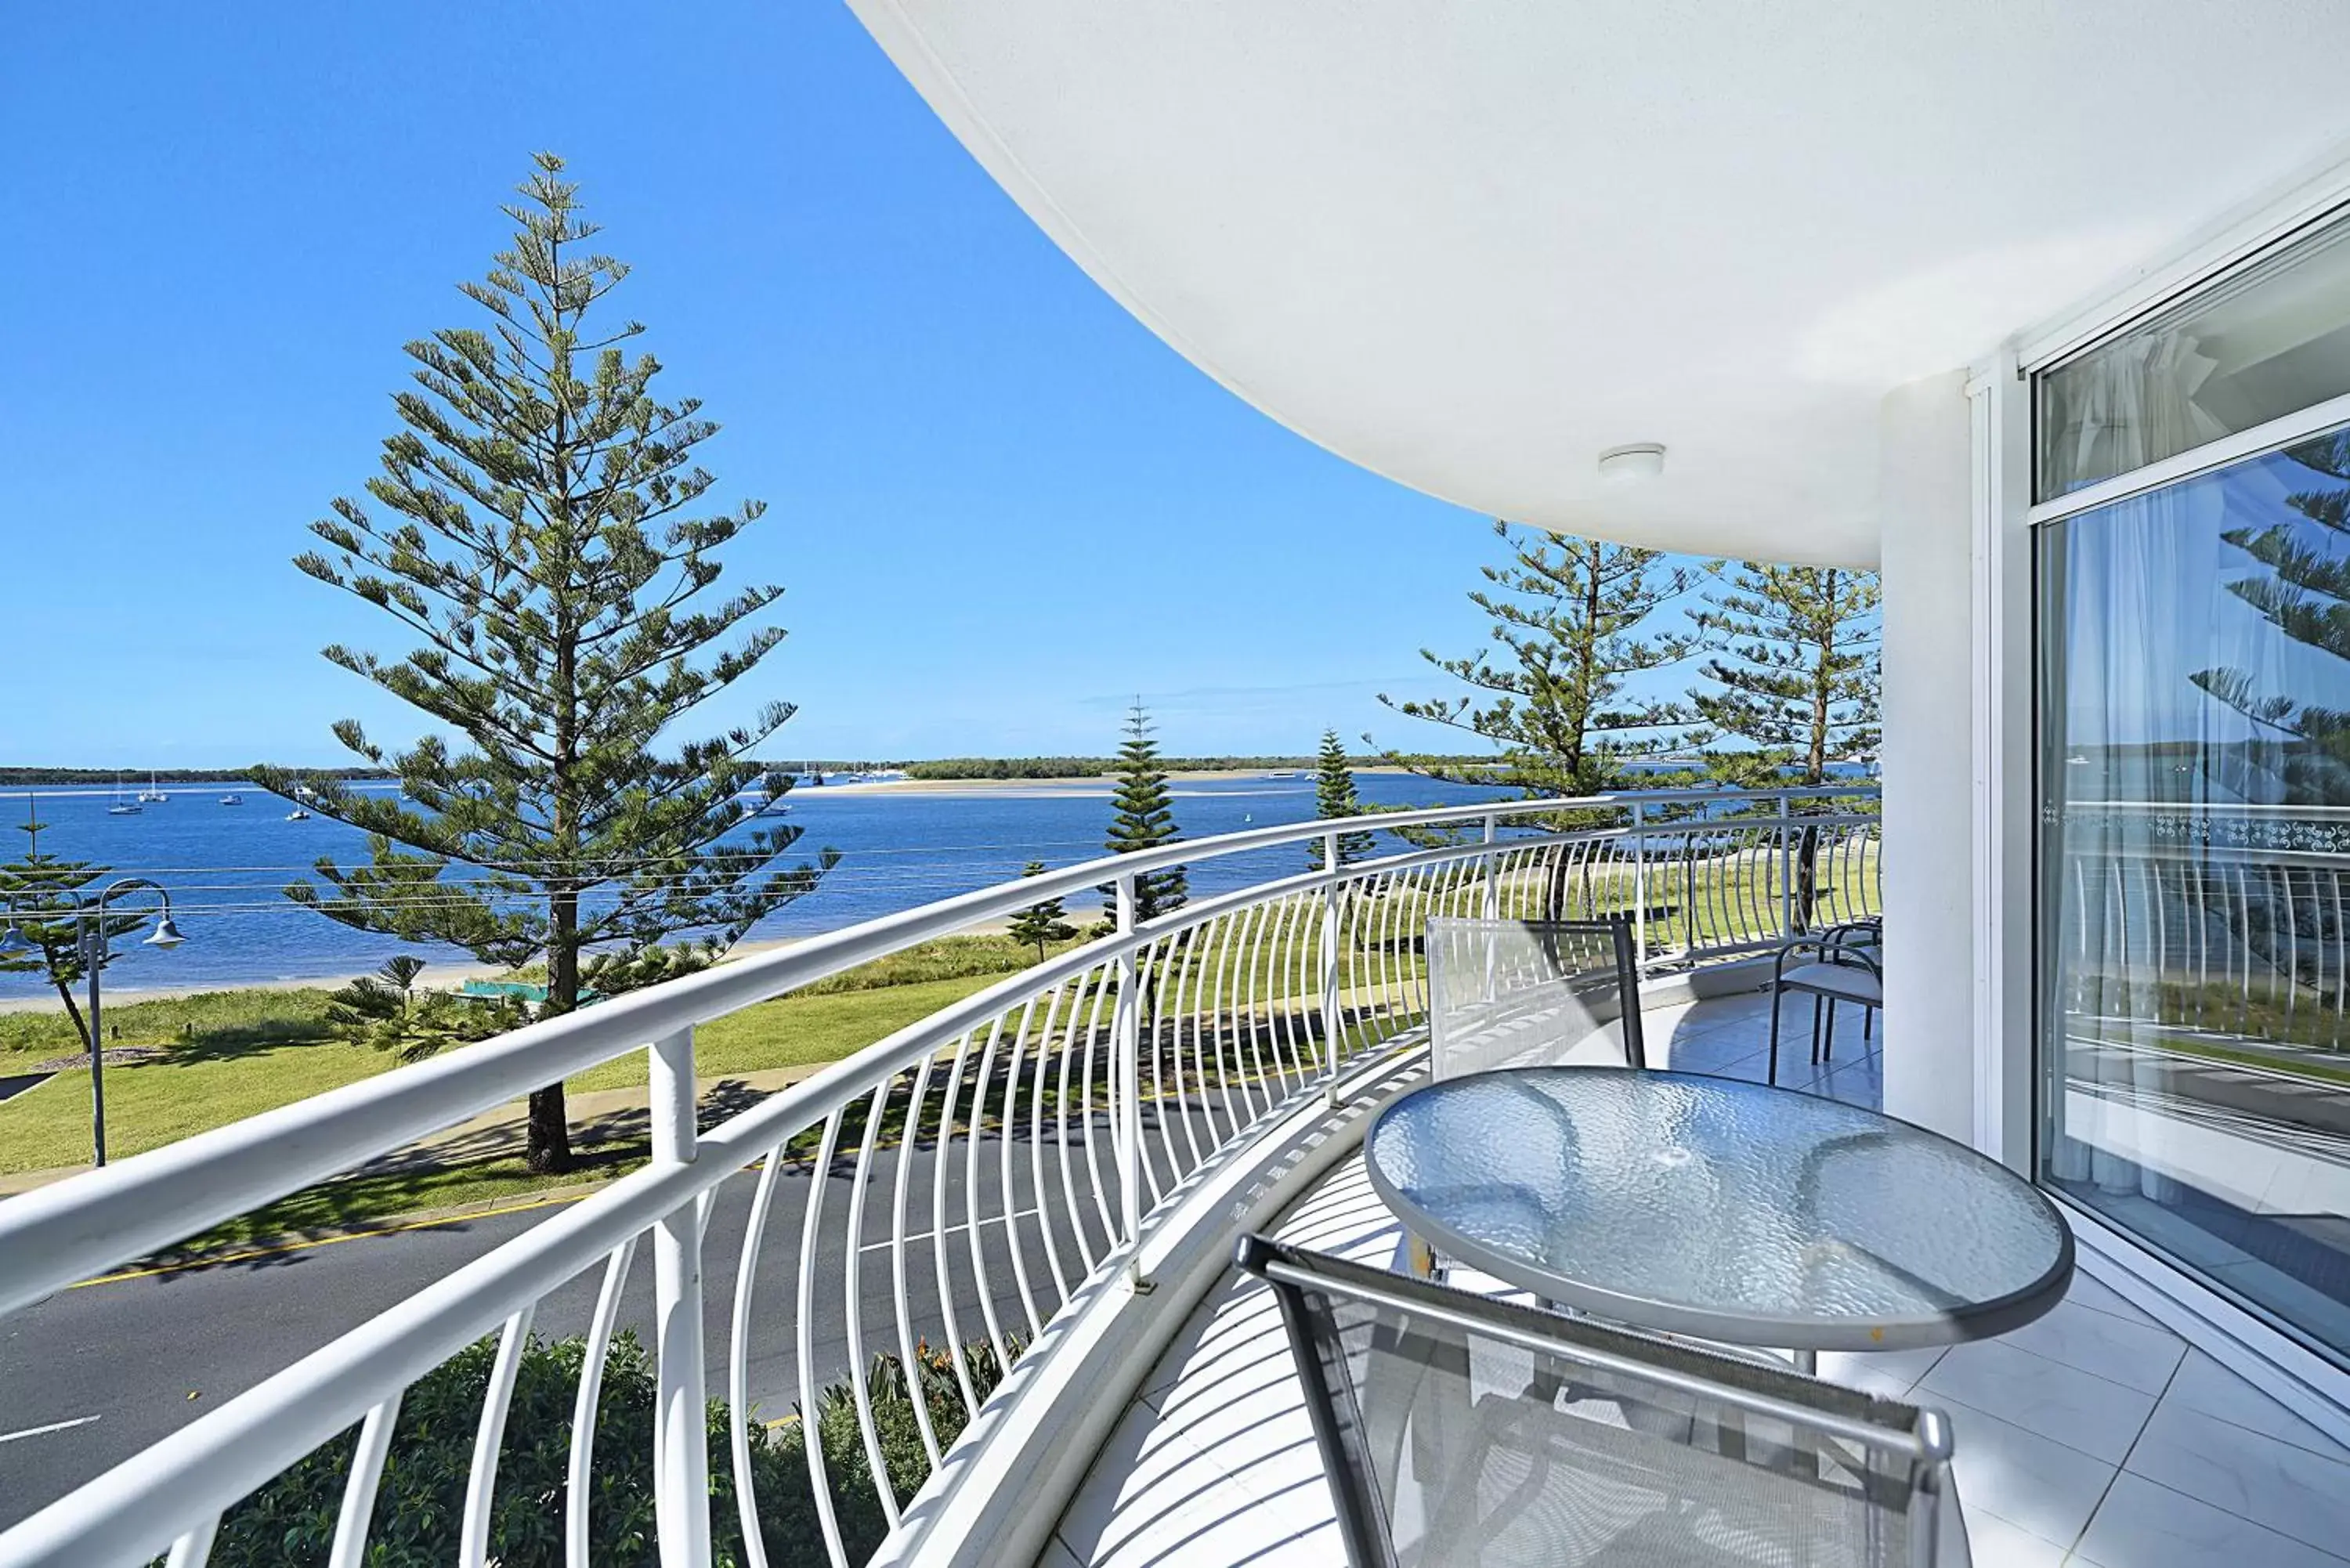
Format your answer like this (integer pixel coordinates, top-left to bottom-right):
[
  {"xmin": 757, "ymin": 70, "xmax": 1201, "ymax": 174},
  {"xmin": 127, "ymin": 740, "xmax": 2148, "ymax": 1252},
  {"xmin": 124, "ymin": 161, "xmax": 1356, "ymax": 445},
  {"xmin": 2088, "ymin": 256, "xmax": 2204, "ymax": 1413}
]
[
  {"xmin": 2035, "ymin": 208, "xmax": 2350, "ymax": 1362},
  {"xmin": 2040, "ymin": 435, "xmax": 2350, "ymax": 1360}
]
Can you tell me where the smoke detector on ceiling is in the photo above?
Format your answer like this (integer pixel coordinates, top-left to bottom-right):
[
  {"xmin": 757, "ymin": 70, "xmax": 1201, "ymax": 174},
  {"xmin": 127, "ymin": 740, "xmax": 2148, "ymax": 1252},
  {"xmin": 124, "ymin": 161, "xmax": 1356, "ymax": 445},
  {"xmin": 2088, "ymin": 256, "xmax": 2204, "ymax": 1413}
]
[{"xmin": 1598, "ymin": 443, "xmax": 1666, "ymax": 482}]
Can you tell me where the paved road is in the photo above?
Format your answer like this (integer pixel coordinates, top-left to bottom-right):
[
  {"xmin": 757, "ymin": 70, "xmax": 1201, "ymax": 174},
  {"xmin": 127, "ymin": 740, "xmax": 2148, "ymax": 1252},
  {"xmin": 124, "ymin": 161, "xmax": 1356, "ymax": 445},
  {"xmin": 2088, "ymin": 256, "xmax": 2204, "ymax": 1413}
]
[
  {"xmin": 2068, "ymin": 1035, "xmax": 2350, "ymax": 1143},
  {"xmin": 0, "ymin": 1096, "xmax": 1237, "ymax": 1531}
]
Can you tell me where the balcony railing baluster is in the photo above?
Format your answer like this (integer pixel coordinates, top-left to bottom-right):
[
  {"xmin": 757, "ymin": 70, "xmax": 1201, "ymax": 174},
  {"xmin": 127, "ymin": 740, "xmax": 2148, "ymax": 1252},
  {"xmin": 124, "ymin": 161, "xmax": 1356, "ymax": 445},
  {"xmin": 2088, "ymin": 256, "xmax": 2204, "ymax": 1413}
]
[{"xmin": 0, "ymin": 786, "xmax": 1891, "ymax": 1568}]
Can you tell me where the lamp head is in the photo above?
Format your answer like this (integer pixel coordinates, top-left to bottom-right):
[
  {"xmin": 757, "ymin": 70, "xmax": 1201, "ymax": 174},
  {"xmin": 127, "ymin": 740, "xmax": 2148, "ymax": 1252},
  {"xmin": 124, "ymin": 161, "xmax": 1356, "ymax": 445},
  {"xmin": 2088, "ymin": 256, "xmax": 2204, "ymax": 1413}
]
[
  {"xmin": 145, "ymin": 913, "xmax": 186, "ymax": 950},
  {"xmin": 0, "ymin": 923, "xmax": 34, "ymax": 959}
]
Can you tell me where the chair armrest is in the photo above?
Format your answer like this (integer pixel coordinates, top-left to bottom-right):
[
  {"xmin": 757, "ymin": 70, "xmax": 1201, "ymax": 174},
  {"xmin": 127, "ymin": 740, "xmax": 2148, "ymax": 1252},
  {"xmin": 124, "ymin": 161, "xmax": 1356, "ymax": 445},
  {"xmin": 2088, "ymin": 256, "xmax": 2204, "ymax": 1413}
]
[
  {"xmin": 1774, "ymin": 931, "xmax": 1882, "ymax": 982},
  {"xmin": 1773, "ymin": 933, "xmax": 1836, "ymax": 975}
]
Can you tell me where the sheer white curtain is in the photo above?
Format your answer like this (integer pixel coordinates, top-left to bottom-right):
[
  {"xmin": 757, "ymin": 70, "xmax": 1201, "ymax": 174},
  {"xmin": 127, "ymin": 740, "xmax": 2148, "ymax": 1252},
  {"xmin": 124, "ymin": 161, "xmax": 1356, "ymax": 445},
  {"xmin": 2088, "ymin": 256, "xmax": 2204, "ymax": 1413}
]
[
  {"xmin": 2043, "ymin": 333, "xmax": 2227, "ymax": 497},
  {"xmin": 2045, "ymin": 334, "xmax": 2228, "ymax": 1199}
]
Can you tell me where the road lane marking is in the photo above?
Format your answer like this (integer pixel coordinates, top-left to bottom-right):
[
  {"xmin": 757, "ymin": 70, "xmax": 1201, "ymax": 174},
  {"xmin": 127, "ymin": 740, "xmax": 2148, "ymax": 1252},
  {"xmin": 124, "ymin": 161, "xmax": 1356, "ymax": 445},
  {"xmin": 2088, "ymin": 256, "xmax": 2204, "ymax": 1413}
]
[
  {"xmin": 0, "ymin": 1415, "xmax": 99, "ymax": 1445},
  {"xmin": 859, "ymin": 1206, "xmax": 1046, "ymax": 1254}
]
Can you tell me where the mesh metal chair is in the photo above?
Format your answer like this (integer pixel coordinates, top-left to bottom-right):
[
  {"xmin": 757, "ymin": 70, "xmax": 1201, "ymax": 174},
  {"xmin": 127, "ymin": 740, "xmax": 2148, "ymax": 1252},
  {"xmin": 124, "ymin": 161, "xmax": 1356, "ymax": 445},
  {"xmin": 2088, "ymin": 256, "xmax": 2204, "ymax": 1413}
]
[
  {"xmin": 1426, "ymin": 917, "xmax": 1647, "ymax": 1079},
  {"xmin": 1768, "ymin": 919, "xmax": 1882, "ymax": 1086},
  {"xmin": 1237, "ymin": 1234, "xmax": 1960, "ymax": 1568}
]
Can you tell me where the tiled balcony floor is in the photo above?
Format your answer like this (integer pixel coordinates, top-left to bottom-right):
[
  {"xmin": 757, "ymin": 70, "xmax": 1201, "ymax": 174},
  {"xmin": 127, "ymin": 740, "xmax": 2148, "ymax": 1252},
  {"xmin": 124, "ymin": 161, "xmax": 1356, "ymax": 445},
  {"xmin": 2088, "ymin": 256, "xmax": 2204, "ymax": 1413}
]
[{"xmin": 1044, "ymin": 993, "xmax": 2350, "ymax": 1568}]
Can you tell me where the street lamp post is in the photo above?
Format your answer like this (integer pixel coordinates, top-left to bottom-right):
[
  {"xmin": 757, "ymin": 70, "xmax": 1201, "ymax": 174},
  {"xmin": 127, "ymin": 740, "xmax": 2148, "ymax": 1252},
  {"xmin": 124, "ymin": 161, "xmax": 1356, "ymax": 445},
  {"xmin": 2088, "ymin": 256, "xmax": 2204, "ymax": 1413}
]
[{"xmin": 1, "ymin": 877, "xmax": 186, "ymax": 1167}]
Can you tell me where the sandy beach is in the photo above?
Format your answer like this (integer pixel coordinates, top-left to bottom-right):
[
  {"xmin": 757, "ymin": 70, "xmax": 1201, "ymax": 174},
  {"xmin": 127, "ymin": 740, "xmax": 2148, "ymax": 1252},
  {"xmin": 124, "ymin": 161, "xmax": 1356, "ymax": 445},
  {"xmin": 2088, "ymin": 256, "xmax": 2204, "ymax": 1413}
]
[{"xmin": 796, "ymin": 766, "xmax": 1413, "ymax": 798}]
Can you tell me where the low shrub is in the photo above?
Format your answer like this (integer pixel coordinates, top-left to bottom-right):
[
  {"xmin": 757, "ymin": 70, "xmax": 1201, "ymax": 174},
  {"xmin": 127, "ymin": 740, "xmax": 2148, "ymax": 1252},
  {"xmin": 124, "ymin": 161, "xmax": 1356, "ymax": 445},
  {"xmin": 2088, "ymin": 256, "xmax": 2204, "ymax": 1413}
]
[{"xmin": 189, "ymin": 1329, "xmax": 1017, "ymax": 1567}]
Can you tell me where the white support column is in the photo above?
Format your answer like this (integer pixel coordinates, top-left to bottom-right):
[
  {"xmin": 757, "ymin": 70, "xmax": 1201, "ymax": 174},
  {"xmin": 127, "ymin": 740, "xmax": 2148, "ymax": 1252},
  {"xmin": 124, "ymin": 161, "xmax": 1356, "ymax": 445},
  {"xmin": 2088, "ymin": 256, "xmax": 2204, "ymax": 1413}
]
[
  {"xmin": 648, "ymin": 1026, "xmax": 710, "ymax": 1567},
  {"xmin": 1480, "ymin": 815, "xmax": 1499, "ymax": 922},
  {"xmin": 1480, "ymin": 814, "xmax": 1501, "ymax": 1003},
  {"xmin": 1629, "ymin": 801, "xmax": 1650, "ymax": 970},
  {"xmin": 1879, "ymin": 370, "xmax": 1980, "ymax": 1143},
  {"xmin": 1114, "ymin": 873, "xmax": 1149, "ymax": 1289},
  {"xmin": 1320, "ymin": 833, "xmax": 1343, "ymax": 1089},
  {"xmin": 1775, "ymin": 793, "xmax": 1794, "ymax": 939},
  {"xmin": 1971, "ymin": 352, "xmax": 2037, "ymax": 1168}
]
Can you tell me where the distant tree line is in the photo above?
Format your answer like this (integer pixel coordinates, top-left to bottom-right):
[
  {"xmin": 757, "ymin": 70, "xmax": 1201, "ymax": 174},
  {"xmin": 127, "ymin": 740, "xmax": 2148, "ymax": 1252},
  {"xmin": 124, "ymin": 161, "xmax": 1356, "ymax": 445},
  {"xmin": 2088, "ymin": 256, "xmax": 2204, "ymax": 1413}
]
[
  {"xmin": 903, "ymin": 753, "xmax": 1494, "ymax": 780},
  {"xmin": 0, "ymin": 767, "xmax": 392, "ymax": 786},
  {"xmin": 903, "ymin": 757, "xmax": 1120, "ymax": 779},
  {"xmin": 905, "ymin": 754, "xmax": 1295, "ymax": 779}
]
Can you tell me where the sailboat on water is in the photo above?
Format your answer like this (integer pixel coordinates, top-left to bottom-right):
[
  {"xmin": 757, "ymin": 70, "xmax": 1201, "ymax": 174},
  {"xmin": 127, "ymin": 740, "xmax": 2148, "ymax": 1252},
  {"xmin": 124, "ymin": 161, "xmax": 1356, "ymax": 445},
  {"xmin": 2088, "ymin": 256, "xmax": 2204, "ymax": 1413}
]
[
  {"xmin": 136, "ymin": 770, "xmax": 168, "ymax": 804},
  {"xmin": 107, "ymin": 773, "xmax": 143, "ymax": 816}
]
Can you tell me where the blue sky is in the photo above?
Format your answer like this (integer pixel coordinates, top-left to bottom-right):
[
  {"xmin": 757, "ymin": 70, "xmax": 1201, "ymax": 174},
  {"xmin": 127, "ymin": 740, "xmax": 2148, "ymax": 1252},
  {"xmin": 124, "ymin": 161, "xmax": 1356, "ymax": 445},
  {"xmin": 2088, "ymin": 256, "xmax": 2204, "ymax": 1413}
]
[{"xmin": 0, "ymin": 5, "xmax": 1714, "ymax": 767}]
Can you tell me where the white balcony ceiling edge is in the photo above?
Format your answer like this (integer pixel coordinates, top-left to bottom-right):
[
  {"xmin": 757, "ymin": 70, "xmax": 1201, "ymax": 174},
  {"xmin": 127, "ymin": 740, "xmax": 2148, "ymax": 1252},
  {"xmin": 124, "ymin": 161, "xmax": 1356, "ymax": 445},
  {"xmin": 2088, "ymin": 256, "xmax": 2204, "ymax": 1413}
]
[{"xmin": 846, "ymin": 0, "xmax": 2350, "ymax": 565}]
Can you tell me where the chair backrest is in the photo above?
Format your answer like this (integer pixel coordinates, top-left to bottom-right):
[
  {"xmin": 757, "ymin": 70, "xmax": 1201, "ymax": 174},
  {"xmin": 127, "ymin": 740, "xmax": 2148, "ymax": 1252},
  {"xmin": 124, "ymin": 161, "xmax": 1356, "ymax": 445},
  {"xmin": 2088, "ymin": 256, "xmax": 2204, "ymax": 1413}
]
[
  {"xmin": 1237, "ymin": 1234, "xmax": 1955, "ymax": 1568},
  {"xmin": 1822, "ymin": 918, "xmax": 1882, "ymax": 954},
  {"xmin": 1425, "ymin": 917, "xmax": 1646, "ymax": 1078}
]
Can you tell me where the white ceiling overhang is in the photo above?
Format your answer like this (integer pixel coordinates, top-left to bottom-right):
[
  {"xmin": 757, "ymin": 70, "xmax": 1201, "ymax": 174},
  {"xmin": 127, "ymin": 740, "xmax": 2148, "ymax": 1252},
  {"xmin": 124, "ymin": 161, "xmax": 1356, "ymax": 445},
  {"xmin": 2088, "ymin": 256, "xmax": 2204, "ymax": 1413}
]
[{"xmin": 849, "ymin": 1, "xmax": 2350, "ymax": 566}]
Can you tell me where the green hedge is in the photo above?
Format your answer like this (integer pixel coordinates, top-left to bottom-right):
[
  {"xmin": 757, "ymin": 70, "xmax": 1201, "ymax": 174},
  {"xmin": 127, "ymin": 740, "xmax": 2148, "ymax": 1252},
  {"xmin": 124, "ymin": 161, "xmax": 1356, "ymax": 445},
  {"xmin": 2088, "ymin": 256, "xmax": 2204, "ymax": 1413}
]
[{"xmin": 190, "ymin": 1330, "xmax": 1014, "ymax": 1567}]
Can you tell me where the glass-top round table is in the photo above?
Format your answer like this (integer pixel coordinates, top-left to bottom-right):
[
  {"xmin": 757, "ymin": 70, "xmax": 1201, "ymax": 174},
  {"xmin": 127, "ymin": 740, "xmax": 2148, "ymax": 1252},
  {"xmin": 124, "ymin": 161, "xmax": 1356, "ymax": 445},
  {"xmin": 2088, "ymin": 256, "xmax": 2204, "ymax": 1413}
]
[{"xmin": 1365, "ymin": 1068, "xmax": 2073, "ymax": 1353}]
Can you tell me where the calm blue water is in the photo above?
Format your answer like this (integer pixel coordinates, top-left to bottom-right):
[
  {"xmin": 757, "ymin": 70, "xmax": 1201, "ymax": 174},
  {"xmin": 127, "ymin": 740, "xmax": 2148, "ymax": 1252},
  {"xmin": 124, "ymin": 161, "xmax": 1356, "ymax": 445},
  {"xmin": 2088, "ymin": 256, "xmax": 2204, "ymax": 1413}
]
[{"xmin": 0, "ymin": 773, "xmax": 1507, "ymax": 995}]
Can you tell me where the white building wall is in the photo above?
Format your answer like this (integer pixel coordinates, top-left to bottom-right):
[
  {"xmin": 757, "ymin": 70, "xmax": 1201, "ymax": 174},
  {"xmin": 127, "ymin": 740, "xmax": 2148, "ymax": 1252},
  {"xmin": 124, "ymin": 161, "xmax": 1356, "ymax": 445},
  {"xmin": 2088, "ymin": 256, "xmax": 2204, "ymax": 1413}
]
[{"xmin": 1878, "ymin": 370, "xmax": 1979, "ymax": 1142}]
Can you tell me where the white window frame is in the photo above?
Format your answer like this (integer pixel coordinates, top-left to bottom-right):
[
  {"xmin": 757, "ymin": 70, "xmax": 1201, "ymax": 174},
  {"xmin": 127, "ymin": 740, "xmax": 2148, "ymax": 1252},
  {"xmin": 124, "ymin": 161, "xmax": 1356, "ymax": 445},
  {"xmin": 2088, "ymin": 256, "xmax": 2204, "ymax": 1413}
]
[
  {"xmin": 1985, "ymin": 152, "xmax": 2350, "ymax": 1440},
  {"xmin": 1964, "ymin": 355, "xmax": 2031, "ymax": 1172}
]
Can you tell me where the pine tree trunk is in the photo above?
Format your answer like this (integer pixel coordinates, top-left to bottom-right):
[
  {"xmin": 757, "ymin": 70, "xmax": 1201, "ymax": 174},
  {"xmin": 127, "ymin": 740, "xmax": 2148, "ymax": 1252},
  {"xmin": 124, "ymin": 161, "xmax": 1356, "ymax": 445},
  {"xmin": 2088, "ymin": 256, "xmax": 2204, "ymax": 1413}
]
[
  {"xmin": 530, "ymin": 890, "xmax": 580, "ymax": 1175},
  {"xmin": 1794, "ymin": 823, "xmax": 1822, "ymax": 934},
  {"xmin": 526, "ymin": 1085, "xmax": 572, "ymax": 1175},
  {"xmin": 1543, "ymin": 842, "xmax": 1569, "ymax": 923},
  {"xmin": 52, "ymin": 978, "xmax": 91, "ymax": 1055},
  {"xmin": 1810, "ymin": 609, "xmax": 1834, "ymax": 786},
  {"xmin": 1797, "ymin": 622, "xmax": 1832, "ymax": 929}
]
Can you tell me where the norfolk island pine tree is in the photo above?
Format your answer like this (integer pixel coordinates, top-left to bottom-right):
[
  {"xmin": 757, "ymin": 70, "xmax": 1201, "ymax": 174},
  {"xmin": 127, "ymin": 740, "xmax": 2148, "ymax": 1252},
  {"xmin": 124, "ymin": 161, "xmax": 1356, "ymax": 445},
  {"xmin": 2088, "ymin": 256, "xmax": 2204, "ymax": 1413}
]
[
  {"xmin": 1096, "ymin": 703, "xmax": 1191, "ymax": 1040},
  {"xmin": 1694, "ymin": 562, "xmax": 1881, "ymax": 929},
  {"xmin": 1007, "ymin": 862, "xmax": 1076, "ymax": 962},
  {"xmin": 1694, "ymin": 562, "xmax": 1881, "ymax": 790},
  {"xmin": 1099, "ymin": 703, "xmax": 1188, "ymax": 923},
  {"xmin": 1375, "ymin": 522, "xmax": 1713, "ymax": 802},
  {"xmin": 1373, "ymin": 521, "xmax": 1715, "ymax": 916},
  {"xmin": 2184, "ymin": 428, "xmax": 2350, "ymax": 1000},
  {"xmin": 256, "ymin": 154, "xmax": 835, "ymax": 1173},
  {"xmin": 0, "ymin": 804, "xmax": 150, "ymax": 1053},
  {"xmin": 1307, "ymin": 728, "xmax": 1377, "ymax": 872}
]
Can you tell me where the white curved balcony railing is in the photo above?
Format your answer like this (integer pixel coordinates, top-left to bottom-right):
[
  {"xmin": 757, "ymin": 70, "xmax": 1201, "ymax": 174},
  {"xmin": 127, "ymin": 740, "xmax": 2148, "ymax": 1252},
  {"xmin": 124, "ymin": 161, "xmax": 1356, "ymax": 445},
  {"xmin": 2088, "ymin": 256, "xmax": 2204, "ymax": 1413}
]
[
  {"xmin": 0, "ymin": 786, "xmax": 1878, "ymax": 1568},
  {"xmin": 2055, "ymin": 801, "xmax": 2350, "ymax": 1046}
]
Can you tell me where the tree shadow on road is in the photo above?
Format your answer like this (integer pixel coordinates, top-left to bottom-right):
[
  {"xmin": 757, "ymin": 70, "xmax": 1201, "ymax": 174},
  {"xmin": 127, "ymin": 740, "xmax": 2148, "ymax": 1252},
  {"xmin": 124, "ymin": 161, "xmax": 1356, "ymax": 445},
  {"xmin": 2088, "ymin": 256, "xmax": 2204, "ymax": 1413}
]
[{"xmin": 117, "ymin": 1077, "xmax": 785, "ymax": 1285}]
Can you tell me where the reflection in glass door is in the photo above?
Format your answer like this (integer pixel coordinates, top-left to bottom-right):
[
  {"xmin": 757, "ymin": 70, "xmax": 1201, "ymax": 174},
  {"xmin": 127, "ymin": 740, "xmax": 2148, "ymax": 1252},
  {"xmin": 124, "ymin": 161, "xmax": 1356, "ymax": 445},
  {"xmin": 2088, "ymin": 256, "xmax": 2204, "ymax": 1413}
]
[{"xmin": 2039, "ymin": 425, "xmax": 2350, "ymax": 1363}]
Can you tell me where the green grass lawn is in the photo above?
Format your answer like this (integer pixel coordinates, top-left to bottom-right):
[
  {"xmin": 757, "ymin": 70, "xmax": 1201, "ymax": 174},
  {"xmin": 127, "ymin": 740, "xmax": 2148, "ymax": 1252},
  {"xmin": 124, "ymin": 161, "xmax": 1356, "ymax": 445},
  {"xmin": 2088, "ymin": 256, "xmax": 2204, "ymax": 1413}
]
[
  {"xmin": 1, "ymin": 988, "xmax": 387, "ymax": 1174},
  {"xmin": 2, "ymin": 974, "xmax": 1014, "ymax": 1173},
  {"xmin": 1, "ymin": 1033, "xmax": 387, "ymax": 1175},
  {"xmin": 0, "ymin": 956, "xmax": 1038, "ymax": 1266},
  {"xmin": 566, "ymin": 974, "xmax": 1012, "ymax": 1093},
  {"xmin": 0, "ymin": 987, "xmax": 342, "ymax": 1075}
]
